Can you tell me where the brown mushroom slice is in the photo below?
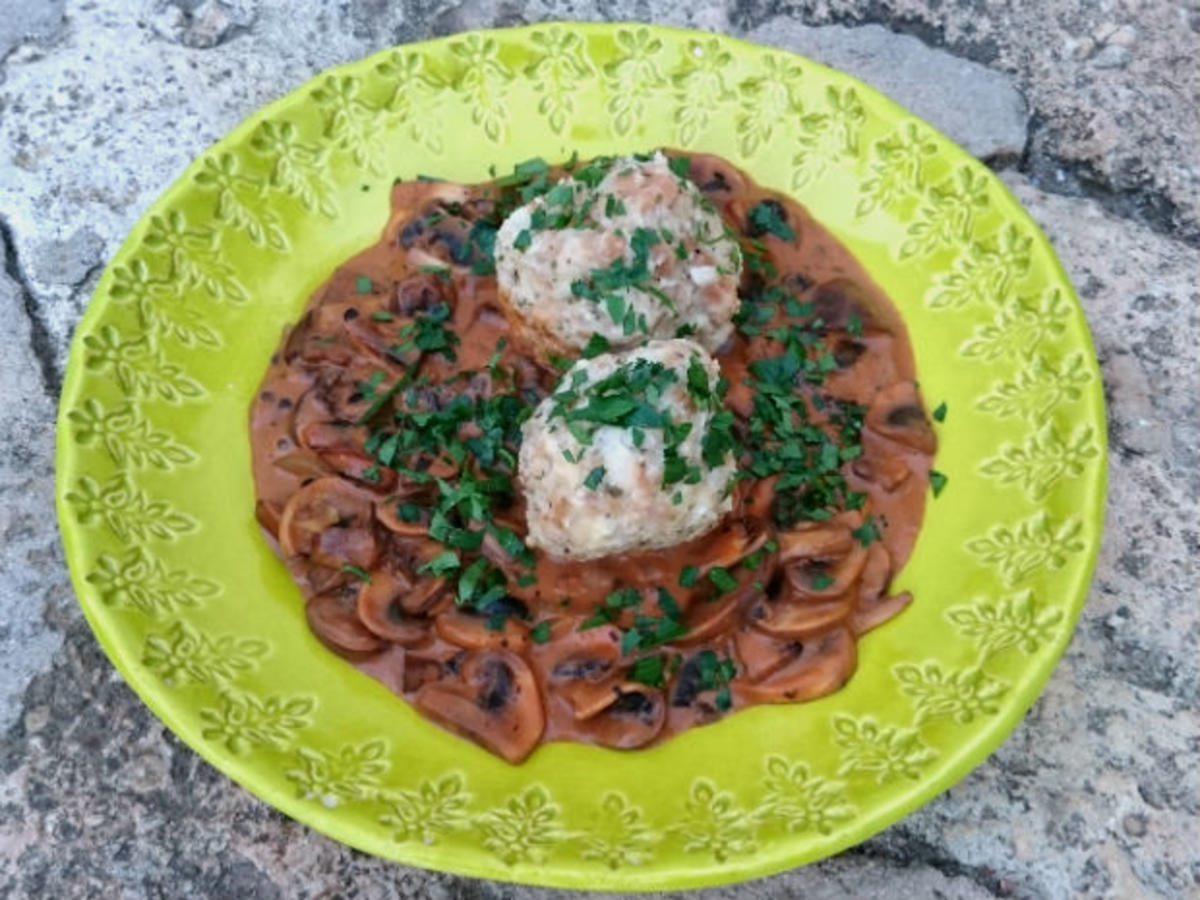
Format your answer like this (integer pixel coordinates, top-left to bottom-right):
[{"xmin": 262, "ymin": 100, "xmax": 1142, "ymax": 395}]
[
  {"xmin": 804, "ymin": 278, "xmax": 891, "ymax": 335},
  {"xmin": 851, "ymin": 591, "xmax": 913, "ymax": 636},
  {"xmin": 784, "ymin": 543, "xmax": 868, "ymax": 599},
  {"xmin": 736, "ymin": 628, "xmax": 857, "ymax": 704},
  {"xmin": 318, "ymin": 450, "xmax": 397, "ymax": 492},
  {"xmin": 414, "ymin": 650, "xmax": 545, "ymax": 764},
  {"xmin": 297, "ymin": 421, "xmax": 367, "ymax": 453},
  {"xmin": 864, "ymin": 381, "xmax": 936, "ymax": 454},
  {"xmin": 391, "ymin": 271, "xmax": 450, "ymax": 317},
  {"xmin": 307, "ymin": 589, "xmax": 384, "ymax": 655},
  {"xmin": 313, "ymin": 525, "xmax": 379, "ymax": 570},
  {"xmin": 435, "ymin": 607, "xmax": 530, "ymax": 653},
  {"xmin": 733, "ymin": 628, "xmax": 803, "ymax": 683},
  {"xmin": 857, "ymin": 543, "xmax": 892, "ymax": 601},
  {"xmin": 398, "ymin": 574, "xmax": 450, "ymax": 616},
  {"xmin": 776, "ymin": 525, "xmax": 853, "ymax": 563},
  {"xmin": 676, "ymin": 592, "xmax": 743, "ymax": 645},
  {"xmin": 576, "ymin": 684, "xmax": 667, "ymax": 750},
  {"xmin": 255, "ymin": 499, "xmax": 282, "ymax": 538},
  {"xmin": 749, "ymin": 593, "xmax": 854, "ymax": 639},
  {"xmin": 278, "ymin": 476, "xmax": 374, "ymax": 559},
  {"xmin": 375, "ymin": 497, "xmax": 434, "ymax": 535},
  {"xmin": 273, "ymin": 451, "xmax": 333, "ymax": 481},
  {"xmin": 536, "ymin": 620, "xmax": 622, "ymax": 685},
  {"xmin": 697, "ymin": 523, "xmax": 769, "ymax": 577},
  {"xmin": 356, "ymin": 570, "xmax": 431, "ymax": 645},
  {"xmin": 850, "ymin": 450, "xmax": 912, "ymax": 491}
]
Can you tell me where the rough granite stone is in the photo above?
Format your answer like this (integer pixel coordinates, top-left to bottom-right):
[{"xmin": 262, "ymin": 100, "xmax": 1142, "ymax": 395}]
[
  {"xmin": 730, "ymin": 1, "xmax": 1200, "ymax": 245},
  {"xmin": 743, "ymin": 20, "xmax": 1028, "ymax": 161},
  {"xmin": 1, "ymin": 1, "xmax": 1198, "ymax": 898}
]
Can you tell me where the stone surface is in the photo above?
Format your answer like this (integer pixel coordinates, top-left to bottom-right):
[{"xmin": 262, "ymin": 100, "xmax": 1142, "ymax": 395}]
[
  {"xmin": 1, "ymin": 1, "xmax": 1198, "ymax": 898},
  {"xmin": 744, "ymin": 20, "xmax": 1028, "ymax": 161},
  {"xmin": 732, "ymin": 1, "xmax": 1200, "ymax": 245}
]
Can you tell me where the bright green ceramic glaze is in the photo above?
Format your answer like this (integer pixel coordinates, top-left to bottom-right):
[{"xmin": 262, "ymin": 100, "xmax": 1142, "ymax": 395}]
[{"xmin": 54, "ymin": 24, "xmax": 1106, "ymax": 890}]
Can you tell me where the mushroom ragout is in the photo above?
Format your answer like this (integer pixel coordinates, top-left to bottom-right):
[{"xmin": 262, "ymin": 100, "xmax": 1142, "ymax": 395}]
[{"xmin": 251, "ymin": 151, "xmax": 936, "ymax": 763}]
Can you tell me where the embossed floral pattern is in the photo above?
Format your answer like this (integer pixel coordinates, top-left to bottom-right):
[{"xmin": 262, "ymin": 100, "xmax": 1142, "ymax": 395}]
[
  {"xmin": 946, "ymin": 591, "xmax": 1064, "ymax": 658},
  {"xmin": 579, "ymin": 792, "xmax": 660, "ymax": 869},
  {"xmin": 898, "ymin": 165, "xmax": 990, "ymax": 259},
  {"xmin": 379, "ymin": 773, "xmax": 471, "ymax": 845},
  {"xmin": 856, "ymin": 122, "xmax": 937, "ymax": 217},
  {"xmin": 735, "ymin": 54, "xmax": 804, "ymax": 157},
  {"xmin": 82, "ymin": 325, "xmax": 204, "ymax": 402},
  {"xmin": 893, "ymin": 662, "xmax": 1009, "ymax": 724},
  {"xmin": 109, "ymin": 258, "xmax": 222, "ymax": 349},
  {"xmin": 142, "ymin": 210, "xmax": 247, "ymax": 303},
  {"xmin": 672, "ymin": 38, "xmax": 734, "ymax": 144},
  {"xmin": 68, "ymin": 398, "xmax": 195, "ymax": 470},
  {"xmin": 832, "ymin": 715, "xmax": 937, "ymax": 783},
  {"xmin": 199, "ymin": 691, "xmax": 314, "ymax": 753},
  {"xmin": 250, "ymin": 119, "xmax": 337, "ymax": 217},
  {"xmin": 450, "ymin": 34, "xmax": 512, "ymax": 142},
  {"xmin": 193, "ymin": 152, "xmax": 289, "ymax": 251},
  {"xmin": 143, "ymin": 620, "xmax": 267, "ymax": 685},
  {"xmin": 286, "ymin": 739, "xmax": 389, "ymax": 806},
  {"xmin": 757, "ymin": 756, "xmax": 854, "ymax": 835},
  {"xmin": 86, "ymin": 547, "xmax": 217, "ymax": 615},
  {"xmin": 792, "ymin": 85, "xmax": 865, "ymax": 188},
  {"xmin": 928, "ymin": 224, "xmax": 1033, "ymax": 309},
  {"xmin": 67, "ymin": 473, "xmax": 196, "ymax": 543},
  {"xmin": 375, "ymin": 51, "xmax": 447, "ymax": 152},
  {"xmin": 476, "ymin": 786, "xmax": 565, "ymax": 865},
  {"xmin": 526, "ymin": 27, "xmax": 593, "ymax": 134},
  {"xmin": 672, "ymin": 779, "xmax": 756, "ymax": 862},
  {"xmin": 977, "ymin": 352, "xmax": 1092, "ymax": 424},
  {"xmin": 312, "ymin": 75, "xmax": 385, "ymax": 173},
  {"xmin": 604, "ymin": 28, "xmax": 666, "ymax": 136},
  {"xmin": 979, "ymin": 423, "xmax": 1099, "ymax": 500},
  {"xmin": 960, "ymin": 288, "xmax": 1070, "ymax": 363},
  {"xmin": 965, "ymin": 511, "xmax": 1086, "ymax": 585}
]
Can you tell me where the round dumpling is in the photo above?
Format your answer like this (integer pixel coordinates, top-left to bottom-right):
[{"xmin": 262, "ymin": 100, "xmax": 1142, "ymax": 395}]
[
  {"xmin": 495, "ymin": 152, "xmax": 742, "ymax": 359},
  {"xmin": 519, "ymin": 339, "xmax": 737, "ymax": 560}
]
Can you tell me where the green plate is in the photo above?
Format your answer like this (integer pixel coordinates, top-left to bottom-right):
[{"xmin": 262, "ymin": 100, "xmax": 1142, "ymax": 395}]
[{"xmin": 55, "ymin": 24, "xmax": 1105, "ymax": 890}]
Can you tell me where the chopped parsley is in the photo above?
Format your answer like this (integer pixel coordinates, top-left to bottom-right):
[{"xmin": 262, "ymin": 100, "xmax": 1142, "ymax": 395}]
[
  {"xmin": 530, "ymin": 621, "xmax": 552, "ymax": 644},
  {"xmin": 932, "ymin": 401, "xmax": 948, "ymax": 423},
  {"xmin": 355, "ymin": 275, "xmax": 373, "ymax": 294},
  {"xmin": 746, "ymin": 200, "xmax": 796, "ymax": 242},
  {"xmin": 679, "ymin": 565, "xmax": 699, "ymax": 588},
  {"xmin": 340, "ymin": 564, "xmax": 371, "ymax": 582},
  {"xmin": 583, "ymin": 466, "xmax": 606, "ymax": 490},
  {"xmin": 930, "ymin": 469, "xmax": 949, "ymax": 497}
]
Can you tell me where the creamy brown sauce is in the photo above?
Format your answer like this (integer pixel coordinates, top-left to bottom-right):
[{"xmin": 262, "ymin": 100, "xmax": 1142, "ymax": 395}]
[{"xmin": 250, "ymin": 152, "xmax": 935, "ymax": 763}]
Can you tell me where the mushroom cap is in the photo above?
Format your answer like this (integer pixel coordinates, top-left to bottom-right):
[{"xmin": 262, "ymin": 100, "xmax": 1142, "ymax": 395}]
[{"xmin": 415, "ymin": 649, "xmax": 546, "ymax": 763}]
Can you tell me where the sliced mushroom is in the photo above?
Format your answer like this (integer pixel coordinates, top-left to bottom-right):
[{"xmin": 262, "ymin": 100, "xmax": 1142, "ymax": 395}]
[
  {"xmin": 536, "ymin": 620, "xmax": 621, "ymax": 684},
  {"xmin": 414, "ymin": 649, "xmax": 545, "ymax": 763},
  {"xmin": 803, "ymin": 278, "xmax": 889, "ymax": 334},
  {"xmin": 573, "ymin": 682, "xmax": 667, "ymax": 750},
  {"xmin": 272, "ymin": 451, "xmax": 332, "ymax": 481},
  {"xmin": 318, "ymin": 450, "xmax": 397, "ymax": 492},
  {"xmin": 255, "ymin": 499, "xmax": 282, "ymax": 538},
  {"xmin": 864, "ymin": 382, "xmax": 936, "ymax": 454},
  {"xmin": 391, "ymin": 271, "xmax": 450, "ymax": 317},
  {"xmin": 375, "ymin": 496, "xmax": 434, "ymax": 535},
  {"xmin": 435, "ymin": 606, "xmax": 530, "ymax": 653},
  {"xmin": 748, "ymin": 592, "xmax": 854, "ymax": 639},
  {"xmin": 736, "ymin": 628, "xmax": 857, "ymax": 704},
  {"xmin": 776, "ymin": 525, "xmax": 854, "ymax": 562},
  {"xmin": 851, "ymin": 591, "xmax": 913, "ymax": 635},
  {"xmin": 733, "ymin": 628, "xmax": 803, "ymax": 683},
  {"xmin": 307, "ymin": 589, "xmax": 384, "ymax": 655},
  {"xmin": 688, "ymin": 154, "xmax": 746, "ymax": 195},
  {"xmin": 784, "ymin": 543, "xmax": 868, "ymax": 600},
  {"xmin": 850, "ymin": 451, "xmax": 912, "ymax": 491},
  {"xmin": 278, "ymin": 476, "xmax": 376, "ymax": 566},
  {"xmin": 857, "ymin": 543, "xmax": 892, "ymax": 602},
  {"xmin": 356, "ymin": 570, "xmax": 433, "ymax": 645}
]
